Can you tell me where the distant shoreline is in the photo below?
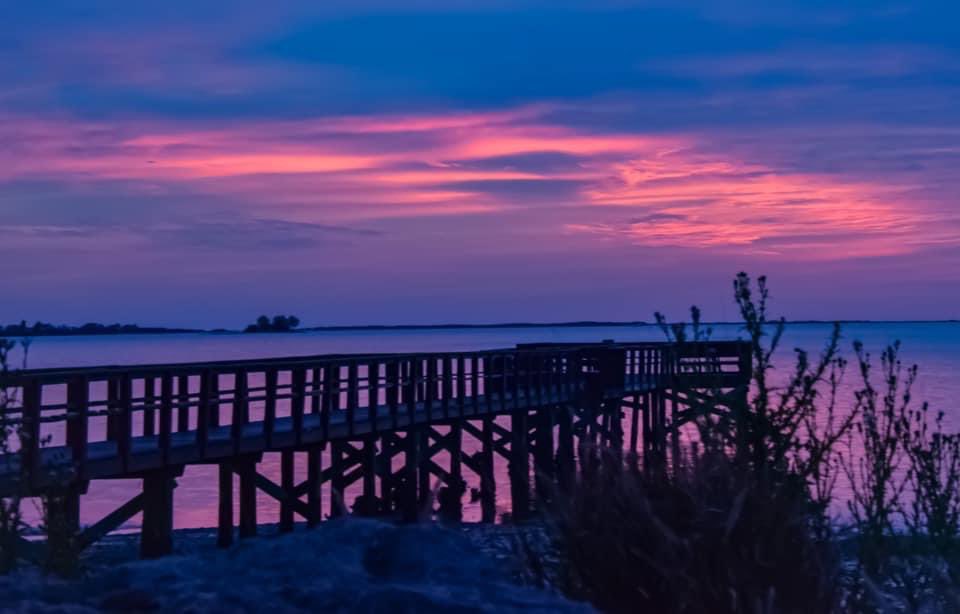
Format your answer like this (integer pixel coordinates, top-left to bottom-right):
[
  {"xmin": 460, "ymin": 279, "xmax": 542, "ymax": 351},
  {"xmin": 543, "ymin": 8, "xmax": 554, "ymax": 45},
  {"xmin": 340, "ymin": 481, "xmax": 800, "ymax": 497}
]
[{"xmin": 2, "ymin": 319, "xmax": 958, "ymax": 339}]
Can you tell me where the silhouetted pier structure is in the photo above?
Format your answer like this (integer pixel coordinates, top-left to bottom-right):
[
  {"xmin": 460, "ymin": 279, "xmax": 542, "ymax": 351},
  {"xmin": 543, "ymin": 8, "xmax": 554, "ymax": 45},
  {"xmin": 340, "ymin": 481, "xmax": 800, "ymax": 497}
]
[{"xmin": 0, "ymin": 341, "xmax": 749, "ymax": 560}]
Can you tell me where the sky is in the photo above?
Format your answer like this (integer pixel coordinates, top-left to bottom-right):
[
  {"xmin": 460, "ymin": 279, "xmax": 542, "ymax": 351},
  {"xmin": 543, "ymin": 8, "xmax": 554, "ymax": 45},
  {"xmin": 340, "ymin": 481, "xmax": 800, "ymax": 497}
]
[{"xmin": 2, "ymin": 1, "xmax": 959, "ymax": 327}]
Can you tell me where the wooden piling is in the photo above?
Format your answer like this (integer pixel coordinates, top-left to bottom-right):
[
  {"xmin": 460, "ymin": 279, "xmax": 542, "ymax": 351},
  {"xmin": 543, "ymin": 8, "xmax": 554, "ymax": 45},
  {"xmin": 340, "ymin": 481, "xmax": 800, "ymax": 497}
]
[
  {"xmin": 217, "ymin": 462, "xmax": 233, "ymax": 548},
  {"xmin": 401, "ymin": 429, "xmax": 420, "ymax": 523},
  {"xmin": 330, "ymin": 442, "xmax": 347, "ymax": 518},
  {"xmin": 238, "ymin": 457, "xmax": 257, "ymax": 539},
  {"xmin": 480, "ymin": 417, "xmax": 496, "ymax": 523},
  {"xmin": 306, "ymin": 446, "xmax": 323, "ymax": 526},
  {"xmin": 533, "ymin": 407, "xmax": 554, "ymax": 502},
  {"xmin": 557, "ymin": 405, "xmax": 575, "ymax": 491},
  {"xmin": 509, "ymin": 410, "xmax": 530, "ymax": 522},
  {"xmin": 280, "ymin": 450, "xmax": 295, "ymax": 532},
  {"xmin": 140, "ymin": 470, "xmax": 175, "ymax": 558}
]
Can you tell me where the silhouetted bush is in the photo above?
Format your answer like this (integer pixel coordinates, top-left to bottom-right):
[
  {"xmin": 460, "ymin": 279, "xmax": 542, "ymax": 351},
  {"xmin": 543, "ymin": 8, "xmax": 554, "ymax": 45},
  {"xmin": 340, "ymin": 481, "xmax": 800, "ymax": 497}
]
[
  {"xmin": 550, "ymin": 273, "xmax": 960, "ymax": 612},
  {"xmin": 553, "ymin": 451, "xmax": 840, "ymax": 614}
]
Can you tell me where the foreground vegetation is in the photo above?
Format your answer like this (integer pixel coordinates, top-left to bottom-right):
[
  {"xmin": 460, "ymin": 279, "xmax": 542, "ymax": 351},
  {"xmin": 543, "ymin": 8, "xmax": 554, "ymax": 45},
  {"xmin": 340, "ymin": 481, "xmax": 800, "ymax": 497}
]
[{"xmin": 549, "ymin": 273, "xmax": 960, "ymax": 613}]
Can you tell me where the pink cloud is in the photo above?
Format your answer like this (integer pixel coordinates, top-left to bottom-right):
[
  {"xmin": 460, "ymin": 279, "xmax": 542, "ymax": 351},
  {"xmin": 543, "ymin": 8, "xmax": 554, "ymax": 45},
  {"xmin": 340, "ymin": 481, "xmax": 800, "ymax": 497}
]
[{"xmin": 1, "ymin": 105, "xmax": 956, "ymax": 259}]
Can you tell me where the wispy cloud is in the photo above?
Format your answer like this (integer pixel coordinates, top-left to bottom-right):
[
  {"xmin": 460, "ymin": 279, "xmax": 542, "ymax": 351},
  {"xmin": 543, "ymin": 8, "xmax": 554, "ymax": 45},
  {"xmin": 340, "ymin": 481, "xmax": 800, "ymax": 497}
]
[{"xmin": 1, "ymin": 105, "xmax": 955, "ymax": 259}]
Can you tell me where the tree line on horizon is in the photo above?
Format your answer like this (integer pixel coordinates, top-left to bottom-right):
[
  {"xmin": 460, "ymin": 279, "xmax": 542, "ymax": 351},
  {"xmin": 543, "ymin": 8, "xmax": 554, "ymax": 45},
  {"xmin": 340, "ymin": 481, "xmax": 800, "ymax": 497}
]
[{"xmin": 0, "ymin": 321, "xmax": 197, "ymax": 337}]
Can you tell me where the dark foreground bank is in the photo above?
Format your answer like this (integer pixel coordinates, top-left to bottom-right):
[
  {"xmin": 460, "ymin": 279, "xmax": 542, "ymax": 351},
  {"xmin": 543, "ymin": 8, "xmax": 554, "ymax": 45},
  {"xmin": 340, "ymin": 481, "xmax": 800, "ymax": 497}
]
[{"xmin": 0, "ymin": 519, "xmax": 586, "ymax": 613}]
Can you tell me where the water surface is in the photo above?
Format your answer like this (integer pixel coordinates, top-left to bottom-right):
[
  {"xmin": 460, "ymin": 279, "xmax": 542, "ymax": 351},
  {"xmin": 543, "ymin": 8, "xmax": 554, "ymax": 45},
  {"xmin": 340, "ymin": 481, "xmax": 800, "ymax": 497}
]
[{"xmin": 11, "ymin": 322, "xmax": 960, "ymax": 532}]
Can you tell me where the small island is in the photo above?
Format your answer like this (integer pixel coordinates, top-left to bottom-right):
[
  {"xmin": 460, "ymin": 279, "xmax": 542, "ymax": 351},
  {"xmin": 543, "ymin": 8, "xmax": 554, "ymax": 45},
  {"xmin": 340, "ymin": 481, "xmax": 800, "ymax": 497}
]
[{"xmin": 243, "ymin": 315, "xmax": 301, "ymax": 333}]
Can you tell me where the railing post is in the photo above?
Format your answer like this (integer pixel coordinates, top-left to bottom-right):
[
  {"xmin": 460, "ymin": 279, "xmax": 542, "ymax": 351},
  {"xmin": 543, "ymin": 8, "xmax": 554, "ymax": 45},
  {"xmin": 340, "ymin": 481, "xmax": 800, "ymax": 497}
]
[
  {"xmin": 386, "ymin": 361, "xmax": 399, "ymax": 430},
  {"xmin": 176, "ymin": 375, "xmax": 190, "ymax": 433},
  {"xmin": 143, "ymin": 377, "xmax": 156, "ymax": 437},
  {"xmin": 425, "ymin": 358, "xmax": 436, "ymax": 422},
  {"xmin": 66, "ymin": 377, "xmax": 88, "ymax": 481},
  {"xmin": 456, "ymin": 355, "xmax": 466, "ymax": 418},
  {"xmin": 231, "ymin": 370, "xmax": 247, "ymax": 455},
  {"xmin": 264, "ymin": 368, "xmax": 277, "ymax": 447},
  {"xmin": 291, "ymin": 368, "xmax": 305, "ymax": 445},
  {"xmin": 196, "ymin": 370, "xmax": 213, "ymax": 457},
  {"xmin": 118, "ymin": 375, "xmax": 132, "ymax": 471},
  {"xmin": 346, "ymin": 363, "xmax": 358, "ymax": 437},
  {"xmin": 159, "ymin": 375, "xmax": 173, "ymax": 465},
  {"xmin": 19, "ymin": 378, "xmax": 42, "ymax": 490},
  {"xmin": 368, "ymin": 361, "xmax": 380, "ymax": 433},
  {"xmin": 441, "ymin": 356, "xmax": 452, "ymax": 419}
]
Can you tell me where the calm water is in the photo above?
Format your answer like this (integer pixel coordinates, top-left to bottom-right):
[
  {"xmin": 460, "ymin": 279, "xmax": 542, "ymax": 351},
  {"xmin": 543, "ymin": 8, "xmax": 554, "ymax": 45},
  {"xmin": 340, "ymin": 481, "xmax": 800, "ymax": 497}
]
[{"xmin": 11, "ymin": 322, "xmax": 960, "ymax": 532}]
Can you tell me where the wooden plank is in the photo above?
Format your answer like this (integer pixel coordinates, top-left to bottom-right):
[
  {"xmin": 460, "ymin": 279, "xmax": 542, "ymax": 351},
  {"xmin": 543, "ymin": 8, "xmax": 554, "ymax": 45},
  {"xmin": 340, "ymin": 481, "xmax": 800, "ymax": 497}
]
[
  {"xmin": 77, "ymin": 493, "xmax": 144, "ymax": 551},
  {"xmin": 248, "ymin": 471, "xmax": 310, "ymax": 519}
]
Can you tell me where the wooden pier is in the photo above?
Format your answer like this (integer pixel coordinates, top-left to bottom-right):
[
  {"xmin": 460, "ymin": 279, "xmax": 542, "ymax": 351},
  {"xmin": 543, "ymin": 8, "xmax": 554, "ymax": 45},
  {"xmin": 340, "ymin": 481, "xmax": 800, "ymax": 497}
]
[{"xmin": 0, "ymin": 340, "xmax": 749, "ymax": 561}]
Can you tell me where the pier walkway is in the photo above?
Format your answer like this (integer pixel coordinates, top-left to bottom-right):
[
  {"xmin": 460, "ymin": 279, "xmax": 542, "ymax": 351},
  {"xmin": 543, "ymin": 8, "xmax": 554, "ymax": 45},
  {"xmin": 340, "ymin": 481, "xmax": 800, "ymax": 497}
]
[{"xmin": 0, "ymin": 340, "xmax": 750, "ymax": 560}]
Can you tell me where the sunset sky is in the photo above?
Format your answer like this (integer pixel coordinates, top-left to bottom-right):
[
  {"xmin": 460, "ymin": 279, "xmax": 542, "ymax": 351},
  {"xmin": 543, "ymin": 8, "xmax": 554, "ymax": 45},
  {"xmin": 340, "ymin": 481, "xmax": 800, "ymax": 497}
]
[{"xmin": 3, "ymin": 1, "xmax": 959, "ymax": 326}]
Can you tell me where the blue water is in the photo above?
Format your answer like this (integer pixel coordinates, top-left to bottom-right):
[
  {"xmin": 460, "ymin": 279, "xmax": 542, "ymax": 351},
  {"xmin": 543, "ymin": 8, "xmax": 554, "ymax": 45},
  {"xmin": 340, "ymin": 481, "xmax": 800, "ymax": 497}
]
[{"xmin": 10, "ymin": 322, "xmax": 960, "ymax": 531}]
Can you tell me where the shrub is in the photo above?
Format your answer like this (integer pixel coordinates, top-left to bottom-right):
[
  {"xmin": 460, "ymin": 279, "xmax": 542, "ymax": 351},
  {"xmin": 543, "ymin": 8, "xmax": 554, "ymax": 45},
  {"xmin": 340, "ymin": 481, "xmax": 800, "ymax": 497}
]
[
  {"xmin": 549, "ymin": 272, "xmax": 960, "ymax": 612},
  {"xmin": 552, "ymin": 451, "xmax": 840, "ymax": 614}
]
